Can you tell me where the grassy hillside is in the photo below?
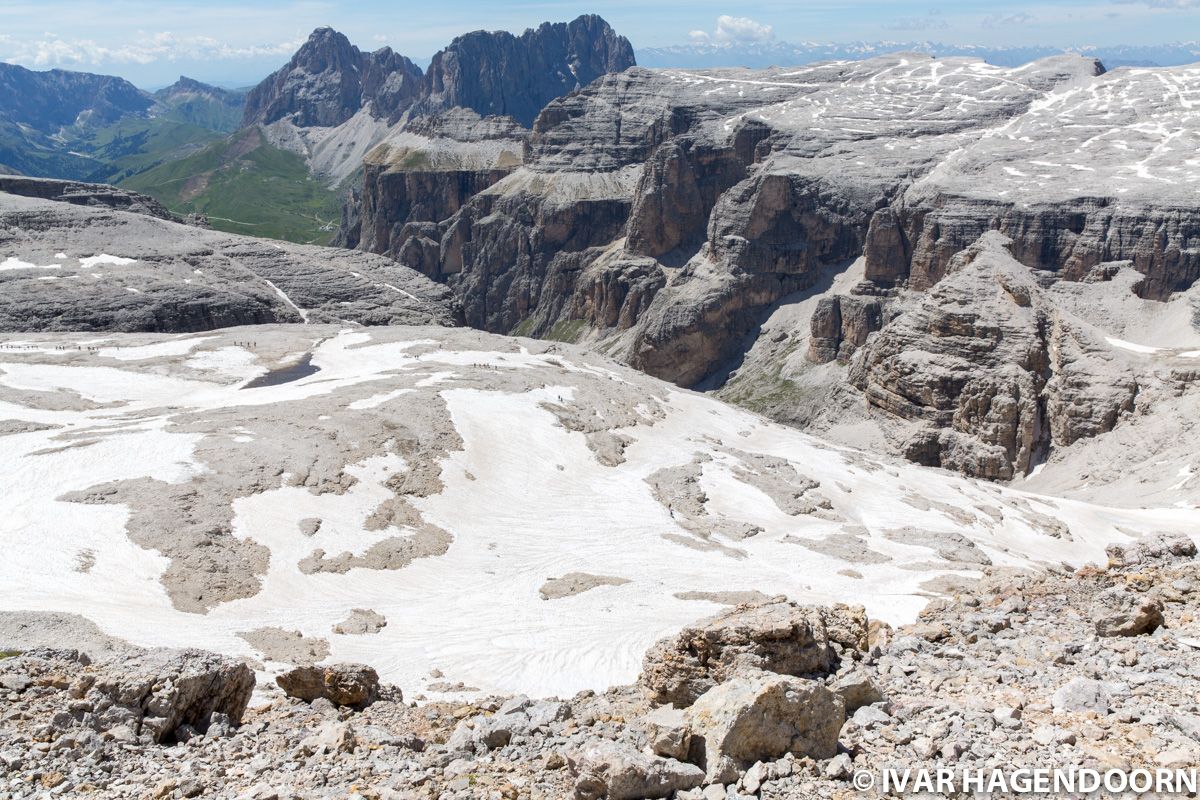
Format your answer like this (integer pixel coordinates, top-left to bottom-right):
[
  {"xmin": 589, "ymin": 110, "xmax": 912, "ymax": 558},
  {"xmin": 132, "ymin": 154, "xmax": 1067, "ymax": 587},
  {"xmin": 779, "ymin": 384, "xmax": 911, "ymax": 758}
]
[
  {"xmin": 0, "ymin": 122, "xmax": 105, "ymax": 180},
  {"xmin": 121, "ymin": 127, "xmax": 341, "ymax": 245},
  {"xmin": 68, "ymin": 117, "xmax": 224, "ymax": 183},
  {"xmin": 154, "ymin": 98, "xmax": 243, "ymax": 133}
]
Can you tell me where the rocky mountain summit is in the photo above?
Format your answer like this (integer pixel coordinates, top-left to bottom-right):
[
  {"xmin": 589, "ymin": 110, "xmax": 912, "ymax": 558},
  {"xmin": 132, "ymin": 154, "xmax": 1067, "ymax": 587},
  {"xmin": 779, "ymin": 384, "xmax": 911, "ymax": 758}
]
[
  {"xmin": 243, "ymin": 28, "xmax": 424, "ymax": 129},
  {"xmin": 418, "ymin": 15, "xmax": 636, "ymax": 127},
  {"xmin": 243, "ymin": 16, "xmax": 634, "ymax": 189},
  {"xmin": 246, "ymin": 15, "xmax": 634, "ymax": 130},
  {"xmin": 2, "ymin": 533, "xmax": 1197, "ymax": 798}
]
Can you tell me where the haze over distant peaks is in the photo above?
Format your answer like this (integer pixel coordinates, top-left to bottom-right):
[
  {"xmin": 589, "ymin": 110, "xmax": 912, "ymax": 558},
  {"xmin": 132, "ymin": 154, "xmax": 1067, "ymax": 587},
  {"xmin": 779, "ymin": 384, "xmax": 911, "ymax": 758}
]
[{"xmin": 638, "ymin": 40, "xmax": 1200, "ymax": 69}]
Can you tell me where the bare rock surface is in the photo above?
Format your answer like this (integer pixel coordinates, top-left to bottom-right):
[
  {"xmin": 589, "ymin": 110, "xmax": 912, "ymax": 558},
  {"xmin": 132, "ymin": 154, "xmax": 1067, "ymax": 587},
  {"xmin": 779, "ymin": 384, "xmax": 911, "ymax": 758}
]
[
  {"xmin": 539, "ymin": 573, "xmax": 632, "ymax": 600},
  {"xmin": 331, "ymin": 609, "xmax": 387, "ymax": 636},
  {"xmin": 569, "ymin": 740, "xmax": 704, "ymax": 800},
  {"xmin": 238, "ymin": 628, "xmax": 330, "ymax": 665},
  {"xmin": 0, "ymin": 647, "xmax": 254, "ymax": 745},
  {"xmin": 639, "ymin": 599, "xmax": 864, "ymax": 707},
  {"xmin": 276, "ymin": 663, "xmax": 380, "ymax": 707},
  {"xmin": 686, "ymin": 673, "xmax": 844, "ymax": 782},
  {"xmin": 0, "ymin": 187, "xmax": 456, "ymax": 333}
]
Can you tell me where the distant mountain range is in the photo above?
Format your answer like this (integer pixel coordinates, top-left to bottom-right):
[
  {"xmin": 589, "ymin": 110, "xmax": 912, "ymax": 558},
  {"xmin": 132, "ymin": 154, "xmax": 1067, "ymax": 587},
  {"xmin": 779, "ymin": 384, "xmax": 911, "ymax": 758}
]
[
  {"xmin": 0, "ymin": 64, "xmax": 244, "ymax": 182},
  {"xmin": 638, "ymin": 41, "xmax": 1200, "ymax": 69}
]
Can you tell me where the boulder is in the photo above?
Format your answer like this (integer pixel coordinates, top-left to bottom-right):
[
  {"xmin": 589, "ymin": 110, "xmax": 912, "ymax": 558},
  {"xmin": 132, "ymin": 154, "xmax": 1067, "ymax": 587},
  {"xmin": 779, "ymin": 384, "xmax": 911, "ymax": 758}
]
[
  {"xmin": 569, "ymin": 740, "xmax": 704, "ymax": 800},
  {"xmin": 1106, "ymin": 533, "xmax": 1198, "ymax": 569},
  {"xmin": 276, "ymin": 663, "xmax": 380, "ymax": 707},
  {"xmin": 79, "ymin": 649, "xmax": 254, "ymax": 743},
  {"xmin": 641, "ymin": 705, "xmax": 693, "ymax": 761},
  {"xmin": 639, "ymin": 600, "xmax": 864, "ymax": 707},
  {"xmin": 446, "ymin": 713, "xmax": 529, "ymax": 752},
  {"xmin": 300, "ymin": 721, "xmax": 357, "ymax": 755},
  {"xmin": 1051, "ymin": 677, "xmax": 1117, "ymax": 715},
  {"xmin": 830, "ymin": 670, "xmax": 884, "ymax": 713},
  {"xmin": 685, "ymin": 674, "xmax": 844, "ymax": 784},
  {"xmin": 1092, "ymin": 588, "xmax": 1164, "ymax": 637}
]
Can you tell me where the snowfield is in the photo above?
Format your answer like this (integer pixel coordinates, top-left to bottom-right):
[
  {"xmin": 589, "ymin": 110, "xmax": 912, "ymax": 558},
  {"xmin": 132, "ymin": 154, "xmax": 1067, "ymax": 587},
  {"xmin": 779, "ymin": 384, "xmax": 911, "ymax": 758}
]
[{"xmin": 0, "ymin": 325, "xmax": 1196, "ymax": 698}]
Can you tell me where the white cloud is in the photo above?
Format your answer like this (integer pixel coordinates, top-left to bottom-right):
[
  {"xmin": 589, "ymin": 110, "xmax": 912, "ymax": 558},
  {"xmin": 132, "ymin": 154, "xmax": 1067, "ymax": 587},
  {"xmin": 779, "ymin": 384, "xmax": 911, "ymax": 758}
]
[
  {"xmin": 981, "ymin": 12, "xmax": 1036, "ymax": 28},
  {"xmin": 886, "ymin": 12, "xmax": 949, "ymax": 32},
  {"xmin": 0, "ymin": 31, "xmax": 303, "ymax": 68},
  {"xmin": 689, "ymin": 15, "xmax": 775, "ymax": 45}
]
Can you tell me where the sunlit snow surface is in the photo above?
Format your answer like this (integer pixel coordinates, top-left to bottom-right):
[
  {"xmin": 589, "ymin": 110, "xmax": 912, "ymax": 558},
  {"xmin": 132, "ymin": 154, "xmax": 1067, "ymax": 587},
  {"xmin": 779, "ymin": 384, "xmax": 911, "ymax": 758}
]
[{"xmin": 0, "ymin": 326, "xmax": 1196, "ymax": 698}]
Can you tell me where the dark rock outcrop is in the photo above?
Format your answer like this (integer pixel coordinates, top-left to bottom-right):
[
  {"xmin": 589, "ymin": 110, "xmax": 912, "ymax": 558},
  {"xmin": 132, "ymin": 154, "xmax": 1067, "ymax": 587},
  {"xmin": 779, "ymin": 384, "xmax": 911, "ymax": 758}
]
[
  {"xmin": 807, "ymin": 295, "xmax": 883, "ymax": 364},
  {"xmin": 419, "ymin": 15, "xmax": 635, "ymax": 127},
  {"xmin": 0, "ymin": 175, "xmax": 178, "ymax": 220},
  {"xmin": 243, "ymin": 27, "xmax": 423, "ymax": 127},
  {"xmin": 245, "ymin": 16, "xmax": 633, "ymax": 132}
]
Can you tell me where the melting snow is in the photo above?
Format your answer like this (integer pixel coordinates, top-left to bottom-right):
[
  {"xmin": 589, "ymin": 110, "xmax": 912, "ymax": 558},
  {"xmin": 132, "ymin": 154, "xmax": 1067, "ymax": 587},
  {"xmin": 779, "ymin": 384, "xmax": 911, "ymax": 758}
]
[
  {"xmin": 1105, "ymin": 336, "xmax": 1161, "ymax": 354},
  {"xmin": 79, "ymin": 254, "xmax": 136, "ymax": 269}
]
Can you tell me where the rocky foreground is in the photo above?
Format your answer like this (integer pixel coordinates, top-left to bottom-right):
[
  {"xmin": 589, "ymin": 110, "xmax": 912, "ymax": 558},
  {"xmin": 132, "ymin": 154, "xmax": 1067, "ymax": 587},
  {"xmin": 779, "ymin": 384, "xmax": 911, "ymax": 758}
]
[{"xmin": 2, "ymin": 534, "xmax": 1197, "ymax": 799}]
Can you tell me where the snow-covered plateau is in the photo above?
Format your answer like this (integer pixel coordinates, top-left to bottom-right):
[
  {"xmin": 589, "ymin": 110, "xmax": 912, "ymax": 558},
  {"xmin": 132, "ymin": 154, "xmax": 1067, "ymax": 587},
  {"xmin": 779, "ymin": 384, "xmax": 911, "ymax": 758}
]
[{"xmin": 1, "ymin": 325, "xmax": 1195, "ymax": 698}]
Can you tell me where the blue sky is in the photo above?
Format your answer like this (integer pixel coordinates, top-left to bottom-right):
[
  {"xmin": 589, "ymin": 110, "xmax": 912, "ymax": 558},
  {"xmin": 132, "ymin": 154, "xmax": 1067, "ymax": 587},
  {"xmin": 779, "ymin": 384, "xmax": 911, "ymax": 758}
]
[{"xmin": 0, "ymin": 0, "xmax": 1197, "ymax": 87}]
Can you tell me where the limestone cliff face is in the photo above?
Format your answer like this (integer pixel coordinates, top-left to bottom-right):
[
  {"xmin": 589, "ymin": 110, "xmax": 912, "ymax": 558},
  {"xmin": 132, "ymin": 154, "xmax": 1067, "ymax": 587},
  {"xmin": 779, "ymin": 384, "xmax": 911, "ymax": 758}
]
[
  {"xmin": 628, "ymin": 171, "xmax": 876, "ymax": 386},
  {"xmin": 848, "ymin": 234, "xmax": 1138, "ymax": 480},
  {"xmin": 864, "ymin": 199, "xmax": 1200, "ymax": 301}
]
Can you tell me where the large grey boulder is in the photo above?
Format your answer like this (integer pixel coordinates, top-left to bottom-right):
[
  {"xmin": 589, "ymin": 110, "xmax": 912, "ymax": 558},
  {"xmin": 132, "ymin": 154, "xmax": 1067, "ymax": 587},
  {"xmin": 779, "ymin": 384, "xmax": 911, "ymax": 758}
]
[
  {"xmin": 641, "ymin": 705, "xmax": 693, "ymax": 761},
  {"xmin": 1092, "ymin": 588, "xmax": 1164, "ymax": 637},
  {"xmin": 850, "ymin": 233, "xmax": 1137, "ymax": 481},
  {"xmin": 685, "ymin": 674, "xmax": 845, "ymax": 784},
  {"xmin": 276, "ymin": 663, "xmax": 380, "ymax": 707},
  {"xmin": 1106, "ymin": 533, "xmax": 1198, "ymax": 569},
  {"xmin": 639, "ymin": 600, "xmax": 865, "ymax": 707},
  {"xmin": 569, "ymin": 740, "xmax": 704, "ymax": 800}
]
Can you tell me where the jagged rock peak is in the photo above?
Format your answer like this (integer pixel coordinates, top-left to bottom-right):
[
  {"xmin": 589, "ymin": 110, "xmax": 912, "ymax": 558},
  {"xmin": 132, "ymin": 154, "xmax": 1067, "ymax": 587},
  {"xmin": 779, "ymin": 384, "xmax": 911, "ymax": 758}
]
[
  {"xmin": 242, "ymin": 26, "xmax": 423, "ymax": 128},
  {"xmin": 243, "ymin": 16, "xmax": 633, "ymax": 131},
  {"xmin": 419, "ymin": 14, "xmax": 636, "ymax": 127}
]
